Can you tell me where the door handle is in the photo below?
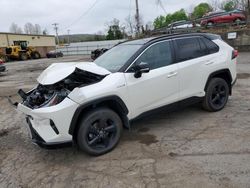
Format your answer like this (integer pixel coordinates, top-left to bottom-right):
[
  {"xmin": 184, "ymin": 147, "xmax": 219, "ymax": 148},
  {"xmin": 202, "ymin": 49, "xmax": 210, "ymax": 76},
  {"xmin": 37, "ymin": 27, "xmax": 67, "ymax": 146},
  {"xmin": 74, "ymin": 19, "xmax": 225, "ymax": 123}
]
[
  {"xmin": 205, "ymin": 61, "xmax": 214, "ymax": 65},
  {"xmin": 167, "ymin": 72, "xmax": 178, "ymax": 78}
]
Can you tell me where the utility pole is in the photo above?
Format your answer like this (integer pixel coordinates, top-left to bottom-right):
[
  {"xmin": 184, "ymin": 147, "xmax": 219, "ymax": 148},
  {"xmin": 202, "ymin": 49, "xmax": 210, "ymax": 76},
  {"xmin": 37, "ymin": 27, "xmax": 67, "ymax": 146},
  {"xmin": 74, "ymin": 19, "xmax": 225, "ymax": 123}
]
[
  {"xmin": 247, "ymin": 0, "xmax": 250, "ymax": 25},
  {"xmin": 52, "ymin": 23, "xmax": 59, "ymax": 45},
  {"xmin": 135, "ymin": 0, "xmax": 140, "ymax": 35},
  {"xmin": 67, "ymin": 29, "xmax": 70, "ymax": 45}
]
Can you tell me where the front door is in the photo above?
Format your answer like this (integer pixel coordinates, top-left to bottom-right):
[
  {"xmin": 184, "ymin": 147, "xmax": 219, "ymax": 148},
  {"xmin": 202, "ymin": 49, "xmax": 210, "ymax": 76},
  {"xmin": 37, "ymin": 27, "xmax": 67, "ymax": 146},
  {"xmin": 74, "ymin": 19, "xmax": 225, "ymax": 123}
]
[{"xmin": 124, "ymin": 40, "xmax": 179, "ymax": 118}]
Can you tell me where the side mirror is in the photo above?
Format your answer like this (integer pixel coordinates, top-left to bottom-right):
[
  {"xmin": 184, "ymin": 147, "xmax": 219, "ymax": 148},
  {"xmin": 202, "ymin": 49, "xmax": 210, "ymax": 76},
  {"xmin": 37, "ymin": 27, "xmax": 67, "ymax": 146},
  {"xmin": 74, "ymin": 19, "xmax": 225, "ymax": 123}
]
[{"xmin": 133, "ymin": 62, "xmax": 150, "ymax": 78}]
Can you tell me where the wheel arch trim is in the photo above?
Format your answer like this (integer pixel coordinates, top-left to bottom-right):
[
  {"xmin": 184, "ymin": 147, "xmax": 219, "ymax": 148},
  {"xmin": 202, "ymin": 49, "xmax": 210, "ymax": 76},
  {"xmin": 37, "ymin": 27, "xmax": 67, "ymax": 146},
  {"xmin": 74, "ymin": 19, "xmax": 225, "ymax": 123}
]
[
  {"xmin": 204, "ymin": 69, "xmax": 233, "ymax": 94},
  {"xmin": 68, "ymin": 95, "xmax": 129, "ymax": 135}
]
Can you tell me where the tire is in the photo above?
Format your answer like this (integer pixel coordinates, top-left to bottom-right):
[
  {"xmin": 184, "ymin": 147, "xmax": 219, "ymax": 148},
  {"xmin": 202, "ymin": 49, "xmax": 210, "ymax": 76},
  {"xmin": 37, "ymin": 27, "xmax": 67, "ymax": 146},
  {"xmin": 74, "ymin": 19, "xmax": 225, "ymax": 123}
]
[
  {"xmin": 20, "ymin": 53, "xmax": 28, "ymax": 61},
  {"xmin": 234, "ymin": 18, "xmax": 241, "ymax": 25},
  {"xmin": 77, "ymin": 108, "xmax": 123, "ymax": 156},
  {"xmin": 1, "ymin": 55, "xmax": 9, "ymax": 62},
  {"xmin": 31, "ymin": 51, "xmax": 41, "ymax": 59},
  {"xmin": 202, "ymin": 78, "xmax": 229, "ymax": 112},
  {"xmin": 207, "ymin": 21, "xmax": 214, "ymax": 27}
]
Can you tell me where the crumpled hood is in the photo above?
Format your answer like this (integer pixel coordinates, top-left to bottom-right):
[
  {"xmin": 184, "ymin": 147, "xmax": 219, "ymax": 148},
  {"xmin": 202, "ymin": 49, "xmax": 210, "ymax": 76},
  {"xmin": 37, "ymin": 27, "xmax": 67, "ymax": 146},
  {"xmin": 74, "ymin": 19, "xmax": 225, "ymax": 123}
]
[{"xmin": 37, "ymin": 62, "xmax": 111, "ymax": 85}]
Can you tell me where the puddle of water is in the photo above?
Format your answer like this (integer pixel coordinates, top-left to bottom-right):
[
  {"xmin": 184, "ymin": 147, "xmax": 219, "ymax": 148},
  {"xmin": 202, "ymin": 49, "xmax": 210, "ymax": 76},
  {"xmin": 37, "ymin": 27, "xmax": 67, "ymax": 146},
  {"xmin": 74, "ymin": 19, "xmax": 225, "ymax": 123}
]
[
  {"xmin": 0, "ymin": 127, "xmax": 20, "ymax": 137},
  {"xmin": 237, "ymin": 73, "xmax": 250, "ymax": 79},
  {"xmin": 137, "ymin": 127, "xmax": 150, "ymax": 133},
  {"xmin": 122, "ymin": 129, "xmax": 158, "ymax": 146},
  {"xmin": 0, "ymin": 129, "xmax": 8, "ymax": 137}
]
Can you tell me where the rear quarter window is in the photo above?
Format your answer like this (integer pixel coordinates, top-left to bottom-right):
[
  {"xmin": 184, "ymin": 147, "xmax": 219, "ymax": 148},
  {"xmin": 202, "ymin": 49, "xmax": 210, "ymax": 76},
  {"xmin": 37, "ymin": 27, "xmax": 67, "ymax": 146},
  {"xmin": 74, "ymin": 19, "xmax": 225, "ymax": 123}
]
[{"xmin": 201, "ymin": 37, "xmax": 219, "ymax": 54}]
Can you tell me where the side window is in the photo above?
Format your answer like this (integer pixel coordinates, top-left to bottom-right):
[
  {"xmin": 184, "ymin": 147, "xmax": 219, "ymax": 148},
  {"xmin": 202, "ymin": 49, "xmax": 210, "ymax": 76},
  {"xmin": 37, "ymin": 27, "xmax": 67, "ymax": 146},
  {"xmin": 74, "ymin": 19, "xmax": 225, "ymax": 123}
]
[
  {"xmin": 198, "ymin": 38, "xmax": 207, "ymax": 52},
  {"xmin": 198, "ymin": 38, "xmax": 209, "ymax": 56},
  {"xmin": 136, "ymin": 41, "xmax": 173, "ymax": 70},
  {"xmin": 175, "ymin": 37, "xmax": 204, "ymax": 62},
  {"xmin": 202, "ymin": 37, "xmax": 219, "ymax": 54}
]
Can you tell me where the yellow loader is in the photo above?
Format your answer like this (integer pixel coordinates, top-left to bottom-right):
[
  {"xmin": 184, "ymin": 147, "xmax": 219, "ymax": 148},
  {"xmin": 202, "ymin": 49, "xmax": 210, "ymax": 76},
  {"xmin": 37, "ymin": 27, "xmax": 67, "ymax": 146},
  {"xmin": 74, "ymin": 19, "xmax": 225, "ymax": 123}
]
[{"xmin": 5, "ymin": 41, "xmax": 41, "ymax": 61}]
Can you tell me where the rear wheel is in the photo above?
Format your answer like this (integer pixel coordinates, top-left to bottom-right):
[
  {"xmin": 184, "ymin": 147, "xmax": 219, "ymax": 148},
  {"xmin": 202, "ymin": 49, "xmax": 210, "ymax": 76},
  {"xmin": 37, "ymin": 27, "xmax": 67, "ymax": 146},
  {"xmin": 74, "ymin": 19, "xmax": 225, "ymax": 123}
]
[
  {"xmin": 234, "ymin": 18, "xmax": 241, "ymax": 25},
  {"xmin": 77, "ymin": 108, "xmax": 123, "ymax": 156},
  {"xmin": 202, "ymin": 78, "xmax": 229, "ymax": 112}
]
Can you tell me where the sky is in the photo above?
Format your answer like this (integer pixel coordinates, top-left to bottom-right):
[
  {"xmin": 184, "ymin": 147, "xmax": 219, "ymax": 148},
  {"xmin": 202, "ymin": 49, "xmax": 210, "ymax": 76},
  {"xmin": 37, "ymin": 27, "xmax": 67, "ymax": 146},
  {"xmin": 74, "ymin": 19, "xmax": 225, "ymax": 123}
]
[{"xmin": 0, "ymin": 0, "xmax": 209, "ymax": 35}]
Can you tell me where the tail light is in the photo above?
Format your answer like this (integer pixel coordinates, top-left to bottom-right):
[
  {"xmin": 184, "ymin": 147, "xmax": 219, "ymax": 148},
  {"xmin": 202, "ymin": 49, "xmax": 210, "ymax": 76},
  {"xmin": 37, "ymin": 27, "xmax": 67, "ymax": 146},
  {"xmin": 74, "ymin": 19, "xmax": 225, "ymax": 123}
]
[
  {"xmin": 0, "ymin": 60, "xmax": 5, "ymax": 64},
  {"xmin": 232, "ymin": 50, "xmax": 238, "ymax": 59}
]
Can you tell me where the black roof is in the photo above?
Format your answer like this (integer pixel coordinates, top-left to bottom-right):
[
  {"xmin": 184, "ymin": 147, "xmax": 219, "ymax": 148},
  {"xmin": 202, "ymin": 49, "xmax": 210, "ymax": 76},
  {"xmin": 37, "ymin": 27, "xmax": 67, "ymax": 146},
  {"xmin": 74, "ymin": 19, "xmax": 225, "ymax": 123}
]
[{"xmin": 121, "ymin": 33, "xmax": 220, "ymax": 45}]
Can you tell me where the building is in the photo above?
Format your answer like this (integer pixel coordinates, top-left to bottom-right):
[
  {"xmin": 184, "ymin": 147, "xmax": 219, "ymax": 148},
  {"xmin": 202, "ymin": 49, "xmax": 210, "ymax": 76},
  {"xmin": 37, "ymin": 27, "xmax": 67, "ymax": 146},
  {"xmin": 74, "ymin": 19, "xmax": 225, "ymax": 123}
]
[{"xmin": 0, "ymin": 32, "xmax": 56, "ymax": 57}]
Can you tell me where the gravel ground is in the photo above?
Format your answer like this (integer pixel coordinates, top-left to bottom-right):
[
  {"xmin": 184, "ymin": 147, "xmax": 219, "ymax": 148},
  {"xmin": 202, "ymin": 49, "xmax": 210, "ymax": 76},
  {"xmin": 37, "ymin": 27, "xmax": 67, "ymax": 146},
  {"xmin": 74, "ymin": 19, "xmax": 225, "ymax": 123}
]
[{"xmin": 0, "ymin": 54, "xmax": 250, "ymax": 188}]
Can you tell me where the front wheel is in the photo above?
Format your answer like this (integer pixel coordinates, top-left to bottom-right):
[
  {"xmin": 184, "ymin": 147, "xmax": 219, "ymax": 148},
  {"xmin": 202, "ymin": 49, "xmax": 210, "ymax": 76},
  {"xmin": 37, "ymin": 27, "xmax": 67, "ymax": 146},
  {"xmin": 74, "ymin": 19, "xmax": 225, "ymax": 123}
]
[
  {"xmin": 202, "ymin": 78, "xmax": 229, "ymax": 112},
  {"xmin": 207, "ymin": 21, "xmax": 214, "ymax": 27},
  {"xmin": 19, "ymin": 53, "xmax": 28, "ymax": 61},
  {"xmin": 31, "ymin": 51, "xmax": 41, "ymax": 59},
  {"xmin": 77, "ymin": 108, "xmax": 123, "ymax": 156}
]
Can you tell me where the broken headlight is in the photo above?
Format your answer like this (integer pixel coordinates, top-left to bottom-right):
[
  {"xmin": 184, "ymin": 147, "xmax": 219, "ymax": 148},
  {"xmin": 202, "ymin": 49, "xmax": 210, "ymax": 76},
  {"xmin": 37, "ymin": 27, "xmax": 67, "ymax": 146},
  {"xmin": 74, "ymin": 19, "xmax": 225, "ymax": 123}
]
[{"xmin": 19, "ymin": 85, "xmax": 70, "ymax": 109}]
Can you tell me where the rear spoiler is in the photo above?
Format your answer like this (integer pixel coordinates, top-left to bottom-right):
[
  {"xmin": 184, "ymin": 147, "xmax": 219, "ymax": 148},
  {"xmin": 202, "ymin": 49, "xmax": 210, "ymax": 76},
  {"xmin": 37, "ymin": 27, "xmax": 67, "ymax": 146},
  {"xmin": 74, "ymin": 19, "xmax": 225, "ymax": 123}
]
[{"xmin": 204, "ymin": 33, "xmax": 222, "ymax": 40}]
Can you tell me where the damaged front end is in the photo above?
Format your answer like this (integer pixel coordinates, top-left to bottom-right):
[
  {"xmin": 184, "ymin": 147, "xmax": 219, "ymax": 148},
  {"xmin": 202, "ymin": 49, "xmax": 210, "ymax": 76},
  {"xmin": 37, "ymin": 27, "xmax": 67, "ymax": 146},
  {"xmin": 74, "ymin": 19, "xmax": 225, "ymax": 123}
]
[
  {"xmin": 18, "ymin": 68, "xmax": 106, "ymax": 109},
  {"xmin": 14, "ymin": 65, "xmax": 109, "ymax": 147}
]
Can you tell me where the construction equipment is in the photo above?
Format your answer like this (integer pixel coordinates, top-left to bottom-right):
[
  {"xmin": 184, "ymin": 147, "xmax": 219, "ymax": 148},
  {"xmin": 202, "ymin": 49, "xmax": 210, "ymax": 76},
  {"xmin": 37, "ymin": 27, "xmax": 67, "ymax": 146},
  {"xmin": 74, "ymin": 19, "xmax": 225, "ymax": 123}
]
[
  {"xmin": 0, "ymin": 48, "xmax": 8, "ymax": 62},
  {"xmin": 5, "ymin": 41, "xmax": 41, "ymax": 61}
]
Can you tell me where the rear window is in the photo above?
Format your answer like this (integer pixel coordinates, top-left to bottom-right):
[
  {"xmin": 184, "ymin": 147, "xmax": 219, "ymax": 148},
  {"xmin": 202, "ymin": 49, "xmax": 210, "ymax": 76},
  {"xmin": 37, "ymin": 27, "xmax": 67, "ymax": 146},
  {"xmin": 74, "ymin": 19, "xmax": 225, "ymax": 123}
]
[
  {"xmin": 201, "ymin": 37, "xmax": 219, "ymax": 54},
  {"xmin": 174, "ymin": 37, "xmax": 205, "ymax": 62}
]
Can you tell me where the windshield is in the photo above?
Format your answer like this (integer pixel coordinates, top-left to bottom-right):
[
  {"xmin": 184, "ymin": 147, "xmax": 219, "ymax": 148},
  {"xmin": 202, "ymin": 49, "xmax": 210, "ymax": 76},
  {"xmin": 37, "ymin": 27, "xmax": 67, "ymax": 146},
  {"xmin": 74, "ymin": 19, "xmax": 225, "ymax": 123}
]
[{"xmin": 94, "ymin": 44, "xmax": 142, "ymax": 72}]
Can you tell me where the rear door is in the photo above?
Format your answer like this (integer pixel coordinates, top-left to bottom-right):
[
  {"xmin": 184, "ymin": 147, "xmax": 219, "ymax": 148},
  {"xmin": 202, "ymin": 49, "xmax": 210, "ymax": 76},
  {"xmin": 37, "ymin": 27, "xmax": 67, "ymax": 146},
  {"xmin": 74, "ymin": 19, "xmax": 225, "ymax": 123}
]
[{"xmin": 173, "ymin": 36, "xmax": 219, "ymax": 100}]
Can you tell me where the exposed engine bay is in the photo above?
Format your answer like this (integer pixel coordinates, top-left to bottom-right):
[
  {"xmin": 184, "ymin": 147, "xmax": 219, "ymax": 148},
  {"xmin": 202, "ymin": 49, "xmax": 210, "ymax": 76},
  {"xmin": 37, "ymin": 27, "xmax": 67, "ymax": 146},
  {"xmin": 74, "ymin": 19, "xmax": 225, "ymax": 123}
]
[{"xmin": 18, "ymin": 68, "xmax": 106, "ymax": 109}]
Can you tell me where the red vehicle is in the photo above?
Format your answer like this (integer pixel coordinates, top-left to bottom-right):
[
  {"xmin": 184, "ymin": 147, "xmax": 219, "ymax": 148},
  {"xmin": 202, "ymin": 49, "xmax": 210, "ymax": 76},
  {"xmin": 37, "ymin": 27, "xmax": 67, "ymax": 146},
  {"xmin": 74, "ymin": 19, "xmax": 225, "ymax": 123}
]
[
  {"xmin": 201, "ymin": 11, "xmax": 246, "ymax": 26},
  {"xmin": 0, "ymin": 59, "xmax": 6, "ymax": 73}
]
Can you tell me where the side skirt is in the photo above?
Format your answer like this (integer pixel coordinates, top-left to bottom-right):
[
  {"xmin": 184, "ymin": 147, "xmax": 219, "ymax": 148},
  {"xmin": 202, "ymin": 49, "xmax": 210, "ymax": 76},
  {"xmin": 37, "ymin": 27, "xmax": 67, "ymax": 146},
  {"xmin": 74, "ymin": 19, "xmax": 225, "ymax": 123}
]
[{"xmin": 130, "ymin": 97, "xmax": 203, "ymax": 123}]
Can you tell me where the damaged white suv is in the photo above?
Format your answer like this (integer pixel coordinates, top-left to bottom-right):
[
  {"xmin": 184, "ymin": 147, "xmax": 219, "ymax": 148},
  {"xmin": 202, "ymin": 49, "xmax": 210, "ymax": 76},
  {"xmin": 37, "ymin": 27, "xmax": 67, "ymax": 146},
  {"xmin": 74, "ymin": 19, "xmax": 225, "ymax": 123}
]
[{"xmin": 16, "ymin": 33, "xmax": 237, "ymax": 155}]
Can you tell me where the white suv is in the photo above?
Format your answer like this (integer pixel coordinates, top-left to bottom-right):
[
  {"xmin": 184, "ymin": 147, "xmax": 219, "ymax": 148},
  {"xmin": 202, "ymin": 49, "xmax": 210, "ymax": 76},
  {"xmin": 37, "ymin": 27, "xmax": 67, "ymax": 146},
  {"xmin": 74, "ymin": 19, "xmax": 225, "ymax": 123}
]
[{"xmin": 16, "ymin": 33, "xmax": 237, "ymax": 155}]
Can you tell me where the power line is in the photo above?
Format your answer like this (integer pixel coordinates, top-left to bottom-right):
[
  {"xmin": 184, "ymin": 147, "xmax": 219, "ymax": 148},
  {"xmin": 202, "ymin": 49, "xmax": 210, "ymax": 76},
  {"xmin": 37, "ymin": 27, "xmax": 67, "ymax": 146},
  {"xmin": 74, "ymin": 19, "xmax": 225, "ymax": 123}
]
[
  {"xmin": 156, "ymin": 0, "xmax": 167, "ymax": 14},
  {"xmin": 62, "ymin": 0, "xmax": 100, "ymax": 30}
]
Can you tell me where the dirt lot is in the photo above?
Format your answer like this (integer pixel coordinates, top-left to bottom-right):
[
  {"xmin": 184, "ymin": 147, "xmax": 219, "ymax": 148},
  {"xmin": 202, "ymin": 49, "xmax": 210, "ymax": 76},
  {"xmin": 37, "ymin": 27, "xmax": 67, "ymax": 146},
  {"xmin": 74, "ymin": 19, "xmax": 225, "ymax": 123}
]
[{"xmin": 0, "ymin": 54, "xmax": 250, "ymax": 188}]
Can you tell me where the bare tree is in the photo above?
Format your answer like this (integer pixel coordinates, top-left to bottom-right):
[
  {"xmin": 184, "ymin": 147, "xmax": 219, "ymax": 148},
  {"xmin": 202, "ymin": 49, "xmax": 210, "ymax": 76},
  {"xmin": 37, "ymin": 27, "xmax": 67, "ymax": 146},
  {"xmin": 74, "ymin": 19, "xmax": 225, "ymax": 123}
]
[
  {"xmin": 125, "ymin": 15, "xmax": 135, "ymax": 36},
  {"xmin": 24, "ymin": 23, "xmax": 42, "ymax": 34},
  {"xmin": 145, "ymin": 21, "xmax": 154, "ymax": 31},
  {"xmin": 235, "ymin": 0, "xmax": 248, "ymax": 10},
  {"xmin": 221, "ymin": 0, "xmax": 248, "ymax": 10},
  {"xmin": 9, "ymin": 23, "xmax": 23, "ymax": 34},
  {"xmin": 210, "ymin": 0, "xmax": 222, "ymax": 11},
  {"xmin": 34, "ymin": 24, "xmax": 42, "ymax": 34},
  {"xmin": 124, "ymin": 14, "xmax": 143, "ymax": 37},
  {"xmin": 24, "ymin": 22, "xmax": 35, "ymax": 34}
]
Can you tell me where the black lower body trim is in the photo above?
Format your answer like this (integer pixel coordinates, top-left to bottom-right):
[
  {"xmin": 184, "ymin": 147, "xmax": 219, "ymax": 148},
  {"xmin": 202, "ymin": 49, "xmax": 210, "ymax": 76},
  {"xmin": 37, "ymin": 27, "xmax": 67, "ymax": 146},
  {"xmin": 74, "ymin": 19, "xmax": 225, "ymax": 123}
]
[
  {"xmin": 232, "ymin": 78, "xmax": 237, "ymax": 86},
  {"xmin": 35, "ymin": 141, "xmax": 72, "ymax": 150},
  {"xmin": 131, "ymin": 97, "xmax": 203, "ymax": 122}
]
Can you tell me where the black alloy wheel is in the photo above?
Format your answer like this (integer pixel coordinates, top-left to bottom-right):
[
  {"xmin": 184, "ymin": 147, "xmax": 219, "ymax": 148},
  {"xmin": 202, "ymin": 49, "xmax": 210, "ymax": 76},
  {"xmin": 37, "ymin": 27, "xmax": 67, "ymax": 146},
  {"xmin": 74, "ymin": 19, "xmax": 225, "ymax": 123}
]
[
  {"xmin": 202, "ymin": 78, "xmax": 229, "ymax": 112},
  {"xmin": 77, "ymin": 108, "xmax": 122, "ymax": 155}
]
